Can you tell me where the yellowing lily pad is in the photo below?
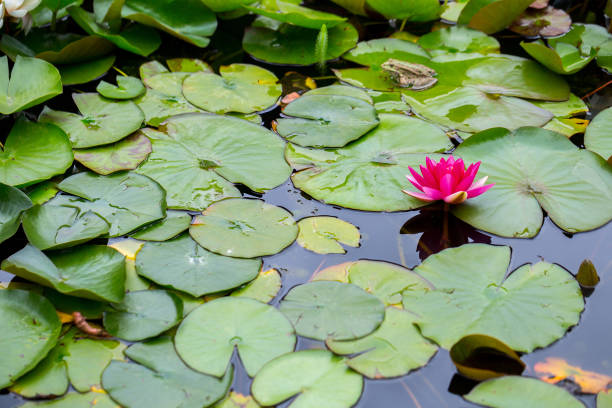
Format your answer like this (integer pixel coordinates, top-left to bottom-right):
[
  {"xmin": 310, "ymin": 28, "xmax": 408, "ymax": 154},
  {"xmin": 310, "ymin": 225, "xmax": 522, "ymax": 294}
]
[
  {"xmin": 231, "ymin": 268, "xmax": 282, "ymax": 304},
  {"xmin": 73, "ymin": 132, "xmax": 152, "ymax": 175},
  {"xmin": 297, "ymin": 216, "xmax": 360, "ymax": 254}
]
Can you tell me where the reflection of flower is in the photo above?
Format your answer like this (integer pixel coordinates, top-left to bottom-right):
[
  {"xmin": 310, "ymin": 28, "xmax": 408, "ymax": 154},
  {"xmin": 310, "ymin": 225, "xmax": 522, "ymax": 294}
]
[
  {"xmin": 2, "ymin": 0, "xmax": 41, "ymax": 31},
  {"xmin": 404, "ymin": 156, "xmax": 494, "ymax": 204}
]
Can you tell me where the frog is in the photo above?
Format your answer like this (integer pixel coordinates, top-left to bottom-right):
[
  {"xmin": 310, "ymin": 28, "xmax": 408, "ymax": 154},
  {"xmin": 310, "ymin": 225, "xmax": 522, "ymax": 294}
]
[{"xmin": 380, "ymin": 59, "xmax": 438, "ymax": 91}]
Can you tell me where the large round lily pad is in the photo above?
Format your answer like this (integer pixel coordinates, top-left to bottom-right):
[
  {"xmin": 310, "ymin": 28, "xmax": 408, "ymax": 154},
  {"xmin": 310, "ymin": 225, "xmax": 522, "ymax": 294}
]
[
  {"xmin": 189, "ymin": 198, "xmax": 298, "ymax": 258},
  {"xmin": 251, "ymin": 349, "xmax": 363, "ymax": 408},
  {"xmin": 73, "ymin": 132, "xmax": 152, "ymax": 175},
  {"xmin": 279, "ymin": 280, "xmax": 385, "ymax": 341},
  {"xmin": 285, "ymin": 113, "xmax": 452, "ymax": 211},
  {"xmin": 244, "ymin": 0, "xmax": 346, "ymax": 29},
  {"xmin": 327, "ymin": 307, "xmax": 438, "ymax": 379},
  {"xmin": 585, "ymin": 107, "xmax": 612, "ymax": 160},
  {"xmin": 243, "ymin": 20, "xmax": 358, "ymax": 66},
  {"xmin": 0, "ymin": 118, "xmax": 73, "ymax": 188},
  {"xmin": 402, "ymin": 244, "xmax": 584, "ymax": 352},
  {"xmin": 103, "ymin": 290, "xmax": 183, "ymax": 341},
  {"xmin": 57, "ymin": 172, "xmax": 166, "ymax": 237},
  {"xmin": 183, "ymin": 64, "xmax": 281, "ymax": 114},
  {"xmin": 0, "ymin": 183, "xmax": 32, "ymax": 244},
  {"xmin": 276, "ymin": 86, "xmax": 380, "ymax": 148},
  {"xmin": 2, "ymin": 244, "xmax": 126, "ymax": 303},
  {"xmin": 452, "ymin": 127, "xmax": 612, "ymax": 237},
  {"xmin": 102, "ymin": 336, "xmax": 232, "ymax": 408},
  {"xmin": 0, "ymin": 289, "xmax": 61, "ymax": 389},
  {"xmin": 39, "ymin": 93, "xmax": 144, "ymax": 149},
  {"xmin": 464, "ymin": 376, "xmax": 584, "ymax": 408},
  {"xmin": 0, "ymin": 55, "xmax": 62, "ymax": 114},
  {"xmin": 175, "ymin": 297, "xmax": 296, "ymax": 377},
  {"xmin": 135, "ymin": 234, "xmax": 261, "ymax": 297}
]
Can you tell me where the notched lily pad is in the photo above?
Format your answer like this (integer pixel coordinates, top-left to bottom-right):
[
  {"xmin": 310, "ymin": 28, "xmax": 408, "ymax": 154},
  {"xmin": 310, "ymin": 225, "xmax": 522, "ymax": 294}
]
[
  {"xmin": 297, "ymin": 216, "xmax": 360, "ymax": 254},
  {"xmin": 231, "ymin": 268, "xmax": 282, "ymax": 304},
  {"xmin": 73, "ymin": 132, "xmax": 153, "ymax": 175},
  {"xmin": 130, "ymin": 210, "xmax": 191, "ymax": 241},
  {"xmin": 97, "ymin": 75, "xmax": 145, "ymax": 99},
  {"xmin": 0, "ymin": 183, "xmax": 32, "ymax": 244}
]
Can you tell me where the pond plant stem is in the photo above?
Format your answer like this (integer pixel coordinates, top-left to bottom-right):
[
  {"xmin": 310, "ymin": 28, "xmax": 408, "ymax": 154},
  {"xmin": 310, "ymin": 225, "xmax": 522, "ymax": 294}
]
[{"xmin": 581, "ymin": 80, "xmax": 612, "ymax": 100}]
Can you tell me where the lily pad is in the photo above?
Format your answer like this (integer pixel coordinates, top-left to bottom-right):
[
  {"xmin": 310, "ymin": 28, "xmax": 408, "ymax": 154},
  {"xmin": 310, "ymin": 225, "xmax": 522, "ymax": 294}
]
[
  {"xmin": 244, "ymin": 0, "xmax": 346, "ymax": 29},
  {"xmin": 286, "ymin": 113, "xmax": 451, "ymax": 211},
  {"xmin": 279, "ymin": 280, "xmax": 385, "ymax": 341},
  {"xmin": 585, "ymin": 107, "xmax": 612, "ymax": 160},
  {"xmin": 0, "ymin": 118, "xmax": 73, "ymax": 188},
  {"xmin": 251, "ymin": 349, "xmax": 363, "ymax": 408},
  {"xmin": 214, "ymin": 392, "xmax": 261, "ymax": 408},
  {"xmin": 402, "ymin": 244, "xmax": 584, "ymax": 352},
  {"xmin": 458, "ymin": 0, "xmax": 535, "ymax": 34},
  {"xmin": 190, "ymin": 198, "xmax": 298, "ymax": 258},
  {"xmin": 599, "ymin": 391, "xmax": 612, "ymax": 408},
  {"xmin": 59, "ymin": 54, "xmax": 117, "ymax": 86},
  {"xmin": 521, "ymin": 40, "xmax": 594, "ymax": 75},
  {"xmin": 0, "ymin": 289, "xmax": 61, "ymax": 389},
  {"xmin": 367, "ymin": 0, "xmax": 440, "ymax": 21},
  {"xmin": 175, "ymin": 297, "xmax": 296, "ymax": 377},
  {"xmin": 166, "ymin": 58, "xmax": 213, "ymax": 73},
  {"xmin": 103, "ymin": 290, "xmax": 183, "ymax": 341},
  {"xmin": 22, "ymin": 195, "xmax": 110, "ymax": 250},
  {"xmin": 183, "ymin": 64, "xmax": 281, "ymax": 114},
  {"xmin": 0, "ymin": 183, "xmax": 32, "ymax": 244},
  {"xmin": 2, "ymin": 244, "xmax": 126, "ymax": 302},
  {"xmin": 452, "ymin": 127, "xmax": 612, "ymax": 237},
  {"xmin": 297, "ymin": 216, "xmax": 360, "ymax": 254},
  {"xmin": 130, "ymin": 210, "xmax": 191, "ymax": 241},
  {"xmin": 243, "ymin": 20, "xmax": 358, "ymax": 65},
  {"xmin": 18, "ymin": 392, "xmax": 118, "ymax": 408},
  {"xmin": 135, "ymin": 234, "xmax": 261, "ymax": 297},
  {"xmin": 231, "ymin": 268, "xmax": 282, "ymax": 304},
  {"xmin": 97, "ymin": 75, "xmax": 146, "ymax": 99},
  {"xmin": 39, "ymin": 93, "xmax": 144, "ymax": 149},
  {"xmin": 417, "ymin": 25, "xmax": 500, "ymax": 55},
  {"xmin": 276, "ymin": 86, "xmax": 379, "ymax": 148},
  {"xmin": 201, "ymin": 0, "xmax": 256, "ymax": 12},
  {"xmin": 312, "ymin": 260, "xmax": 429, "ymax": 306},
  {"xmin": 327, "ymin": 307, "xmax": 438, "ymax": 379},
  {"xmin": 102, "ymin": 336, "xmax": 232, "ymax": 408},
  {"xmin": 509, "ymin": 6, "xmax": 572, "ymax": 37},
  {"xmin": 58, "ymin": 172, "xmax": 166, "ymax": 237},
  {"xmin": 0, "ymin": 55, "xmax": 62, "ymax": 114},
  {"xmin": 73, "ymin": 132, "xmax": 152, "ymax": 175},
  {"xmin": 342, "ymin": 38, "xmax": 431, "ymax": 67},
  {"xmin": 122, "ymin": 0, "xmax": 217, "ymax": 48},
  {"xmin": 464, "ymin": 376, "xmax": 584, "ymax": 408}
]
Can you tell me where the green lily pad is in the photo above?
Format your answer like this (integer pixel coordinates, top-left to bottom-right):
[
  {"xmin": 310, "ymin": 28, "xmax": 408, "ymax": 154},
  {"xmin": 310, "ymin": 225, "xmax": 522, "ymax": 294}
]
[
  {"xmin": 190, "ymin": 198, "xmax": 298, "ymax": 258},
  {"xmin": 18, "ymin": 392, "xmax": 118, "ymax": 408},
  {"xmin": 599, "ymin": 391, "xmax": 612, "ymax": 408},
  {"xmin": 312, "ymin": 260, "xmax": 429, "ymax": 306},
  {"xmin": 402, "ymin": 244, "xmax": 584, "ymax": 352},
  {"xmin": 135, "ymin": 234, "xmax": 261, "ymax": 297},
  {"xmin": 521, "ymin": 40, "xmax": 594, "ymax": 75},
  {"xmin": 367, "ymin": 0, "xmax": 440, "ymax": 21},
  {"xmin": 418, "ymin": 25, "xmax": 500, "ymax": 55},
  {"xmin": 97, "ymin": 76, "xmax": 146, "ymax": 99},
  {"xmin": 530, "ymin": 93, "xmax": 588, "ymax": 118},
  {"xmin": 68, "ymin": 6, "xmax": 161, "ymax": 56},
  {"xmin": 0, "ymin": 183, "xmax": 32, "ymax": 244},
  {"xmin": 585, "ymin": 107, "xmax": 612, "ymax": 160},
  {"xmin": 251, "ymin": 349, "xmax": 363, "ymax": 408},
  {"xmin": 214, "ymin": 392, "xmax": 261, "ymax": 408},
  {"xmin": 458, "ymin": 0, "xmax": 535, "ymax": 34},
  {"xmin": 22, "ymin": 196, "xmax": 110, "ymax": 250},
  {"xmin": 452, "ymin": 127, "xmax": 612, "ymax": 237},
  {"xmin": 231, "ymin": 268, "xmax": 282, "ymax": 304},
  {"xmin": 10, "ymin": 327, "xmax": 124, "ymax": 397},
  {"xmin": 464, "ymin": 376, "xmax": 584, "ymax": 408},
  {"xmin": 58, "ymin": 172, "xmax": 166, "ymax": 237},
  {"xmin": 0, "ymin": 118, "xmax": 73, "ymax": 188},
  {"xmin": 183, "ymin": 64, "xmax": 281, "ymax": 114},
  {"xmin": 59, "ymin": 54, "xmax": 117, "ymax": 86},
  {"xmin": 136, "ymin": 75, "xmax": 203, "ymax": 126},
  {"xmin": 244, "ymin": 0, "xmax": 346, "ymax": 29},
  {"xmin": 175, "ymin": 297, "xmax": 296, "ymax": 377},
  {"xmin": 276, "ymin": 86, "xmax": 379, "ymax": 148},
  {"xmin": 279, "ymin": 280, "xmax": 385, "ymax": 341},
  {"xmin": 73, "ymin": 132, "xmax": 152, "ymax": 175},
  {"xmin": 2, "ymin": 244, "xmax": 126, "ymax": 302},
  {"xmin": 130, "ymin": 210, "xmax": 191, "ymax": 241},
  {"xmin": 0, "ymin": 289, "xmax": 61, "ymax": 389},
  {"xmin": 342, "ymin": 38, "xmax": 431, "ymax": 68},
  {"xmin": 103, "ymin": 290, "xmax": 183, "ymax": 341},
  {"xmin": 296, "ymin": 216, "xmax": 360, "ymax": 254},
  {"xmin": 0, "ymin": 55, "xmax": 62, "ymax": 114},
  {"xmin": 122, "ymin": 0, "xmax": 217, "ymax": 48},
  {"xmin": 201, "ymin": 0, "xmax": 256, "ymax": 12},
  {"xmin": 327, "ymin": 307, "xmax": 437, "ymax": 379},
  {"xmin": 286, "ymin": 113, "xmax": 451, "ymax": 211},
  {"xmin": 243, "ymin": 21, "xmax": 358, "ymax": 65},
  {"xmin": 598, "ymin": 40, "xmax": 612, "ymax": 72},
  {"xmin": 39, "ymin": 93, "xmax": 144, "ymax": 149},
  {"xmin": 24, "ymin": 181, "xmax": 59, "ymax": 206},
  {"xmin": 166, "ymin": 58, "xmax": 213, "ymax": 73},
  {"xmin": 43, "ymin": 287, "xmax": 107, "ymax": 319},
  {"xmin": 102, "ymin": 336, "xmax": 232, "ymax": 408}
]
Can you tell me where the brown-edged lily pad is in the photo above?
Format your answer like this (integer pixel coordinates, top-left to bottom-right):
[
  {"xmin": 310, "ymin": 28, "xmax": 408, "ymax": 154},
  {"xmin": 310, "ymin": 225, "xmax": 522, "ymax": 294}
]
[
  {"xmin": 74, "ymin": 133, "xmax": 152, "ymax": 175},
  {"xmin": 510, "ymin": 6, "xmax": 572, "ymax": 37}
]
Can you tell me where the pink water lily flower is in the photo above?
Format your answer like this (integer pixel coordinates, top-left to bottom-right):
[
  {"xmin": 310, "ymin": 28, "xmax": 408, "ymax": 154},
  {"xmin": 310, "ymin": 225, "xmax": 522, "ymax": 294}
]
[{"xmin": 403, "ymin": 156, "xmax": 494, "ymax": 205}]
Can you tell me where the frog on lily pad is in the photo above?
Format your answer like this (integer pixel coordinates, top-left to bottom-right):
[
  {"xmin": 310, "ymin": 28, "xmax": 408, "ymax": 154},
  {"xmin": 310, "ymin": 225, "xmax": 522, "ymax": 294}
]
[{"xmin": 381, "ymin": 58, "xmax": 438, "ymax": 90}]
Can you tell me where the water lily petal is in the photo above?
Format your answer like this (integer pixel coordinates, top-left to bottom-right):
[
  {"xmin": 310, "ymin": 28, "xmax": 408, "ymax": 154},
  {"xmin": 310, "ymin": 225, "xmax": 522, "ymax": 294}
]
[
  {"xmin": 422, "ymin": 186, "xmax": 444, "ymax": 200},
  {"xmin": 444, "ymin": 190, "xmax": 468, "ymax": 204},
  {"xmin": 406, "ymin": 174, "xmax": 425, "ymax": 192},
  {"xmin": 467, "ymin": 182, "xmax": 495, "ymax": 198},
  {"xmin": 408, "ymin": 166, "xmax": 426, "ymax": 187},
  {"xmin": 403, "ymin": 189, "xmax": 437, "ymax": 202}
]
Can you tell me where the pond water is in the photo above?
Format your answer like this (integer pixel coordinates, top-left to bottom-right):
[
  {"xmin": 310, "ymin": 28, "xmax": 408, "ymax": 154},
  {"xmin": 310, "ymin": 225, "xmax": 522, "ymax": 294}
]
[{"xmin": 1, "ymin": 1, "xmax": 612, "ymax": 407}]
